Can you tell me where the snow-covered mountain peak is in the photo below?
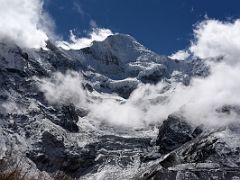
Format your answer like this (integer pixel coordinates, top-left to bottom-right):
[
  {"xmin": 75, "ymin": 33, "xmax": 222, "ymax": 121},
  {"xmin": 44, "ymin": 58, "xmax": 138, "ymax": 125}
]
[
  {"xmin": 93, "ymin": 33, "xmax": 146, "ymax": 50},
  {"xmin": 89, "ymin": 33, "xmax": 151, "ymax": 64}
]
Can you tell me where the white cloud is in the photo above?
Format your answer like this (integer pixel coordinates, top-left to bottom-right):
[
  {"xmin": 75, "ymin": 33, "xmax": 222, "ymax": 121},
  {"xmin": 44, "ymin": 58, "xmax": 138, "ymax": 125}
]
[
  {"xmin": 37, "ymin": 71, "xmax": 87, "ymax": 106},
  {"xmin": 190, "ymin": 19, "xmax": 240, "ymax": 64},
  {"xmin": 169, "ymin": 50, "xmax": 190, "ymax": 60},
  {"xmin": 57, "ymin": 28, "xmax": 113, "ymax": 50},
  {"xmin": 0, "ymin": 0, "xmax": 52, "ymax": 49},
  {"xmin": 89, "ymin": 99, "xmax": 145, "ymax": 128}
]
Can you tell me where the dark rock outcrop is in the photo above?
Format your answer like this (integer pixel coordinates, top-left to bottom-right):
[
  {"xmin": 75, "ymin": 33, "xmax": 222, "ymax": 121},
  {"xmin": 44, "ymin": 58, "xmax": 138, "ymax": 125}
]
[
  {"xmin": 156, "ymin": 115, "xmax": 201, "ymax": 154},
  {"xmin": 135, "ymin": 133, "xmax": 240, "ymax": 179},
  {"xmin": 58, "ymin": 104, "xmax": 79, "ymax": 132},
  {"xmin": 135, "ymin": 124, "xmax": 240, "ymax": 180}
]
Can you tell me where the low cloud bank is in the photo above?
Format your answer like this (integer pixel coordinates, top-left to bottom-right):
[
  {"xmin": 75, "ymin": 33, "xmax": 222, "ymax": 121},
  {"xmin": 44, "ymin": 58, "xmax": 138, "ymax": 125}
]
[{"xmin": 38, "ymin": 71, "xmax": 87, "ymax": 106}]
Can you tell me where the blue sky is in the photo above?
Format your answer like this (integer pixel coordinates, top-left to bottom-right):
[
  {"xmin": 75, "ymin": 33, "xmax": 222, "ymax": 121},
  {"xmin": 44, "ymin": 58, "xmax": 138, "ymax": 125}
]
[{"xmin": 45, "ymin": 0, "xmax": 240, "ymax": 55}]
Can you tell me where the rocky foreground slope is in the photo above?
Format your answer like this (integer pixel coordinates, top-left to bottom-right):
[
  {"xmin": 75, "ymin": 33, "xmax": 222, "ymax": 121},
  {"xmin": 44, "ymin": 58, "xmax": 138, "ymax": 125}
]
[{"xmin": 0, "ymin": 34, "xmax": 239, "ymax": 180}]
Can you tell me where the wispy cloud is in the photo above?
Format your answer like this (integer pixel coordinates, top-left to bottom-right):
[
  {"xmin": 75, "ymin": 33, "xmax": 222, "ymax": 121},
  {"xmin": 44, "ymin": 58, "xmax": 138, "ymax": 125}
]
[
  {"xmin": 169, "ymin": 50, "xmax": 190, "ymax": 60},
  {"xmin": 73, "ymin": 1, "xmax": 85, "ymax": 18},
  {"xmin": 57, "ymin": 28, "xmax": 113, "ymax": 50},
  {"xmin": 191, "ymin": 7, "xmax": 194, "ymax": 13},
  {"xmin": 90, "ymin": 20, "xmax": 97, "ymax": 28}
]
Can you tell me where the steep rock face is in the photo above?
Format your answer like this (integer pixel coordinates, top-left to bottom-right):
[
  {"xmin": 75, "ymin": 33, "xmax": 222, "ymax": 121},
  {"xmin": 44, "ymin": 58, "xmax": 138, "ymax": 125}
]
[
  {"xmin": 135, "ymin": 118, "xmax": 240, "ymax": 180},
  {"xmin": 27, "ymin": 131, "xmax": 97, "ymax": 178},
  {"xmin": 156, "ymin": 115, "xmax": 202, "ymax": 154}
]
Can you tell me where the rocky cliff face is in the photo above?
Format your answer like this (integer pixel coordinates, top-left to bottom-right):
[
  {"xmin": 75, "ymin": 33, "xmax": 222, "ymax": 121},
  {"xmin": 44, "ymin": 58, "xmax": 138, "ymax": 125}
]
[
  {"xmin": 135, "ymin": 116, "xmax": 240, "ymax": 180},
  {"xmin": 1, "ymin": 34, "xmax": 239, "ymax": 180}
]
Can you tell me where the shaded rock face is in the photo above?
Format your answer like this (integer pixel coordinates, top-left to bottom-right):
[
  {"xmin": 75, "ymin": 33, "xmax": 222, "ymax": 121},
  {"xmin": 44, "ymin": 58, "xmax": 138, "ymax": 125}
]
[
  {"xmin": 114, "ymin": 84, "xmax": 137, "ymax": 99},
  {"xmin": 179, "ymin": 136, "xmax": 218, "ymax": 164},
  {"xmin": 59, "ymin": 104, "xmax": 79, "ymax": 132},
  {"xmin": 27, "ymin": 131, "xmax": 96, "ymax": 178},
  {"xmin": 39, "ymin": 103, "xmax": 81, "ymax": 133},
  {"xmin": 138, "ymin": 70, "xmax": 165, "ymax": 84},
  {"xmin": 40, "ymin": 103, "xmax": 89, "ymax": 133},
  {"xmin": 137, "ymin": 65, "xmax": 168, "ymax": 84},
  {"xmin": 82, "ymin": 82, "xmax": 94, "ymax": 92},
  {"xmin": 156, "ymin": 115, "xmax": 202, "ymax": 154},
  {"xmin": 135, "ymin": 118, "xmax": 240, "ymax": 180}
]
